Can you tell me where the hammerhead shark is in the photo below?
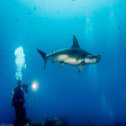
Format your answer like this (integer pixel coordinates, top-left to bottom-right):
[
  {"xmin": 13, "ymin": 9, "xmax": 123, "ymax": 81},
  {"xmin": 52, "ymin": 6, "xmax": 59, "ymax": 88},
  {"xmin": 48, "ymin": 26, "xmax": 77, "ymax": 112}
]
[{"xmin": 37, "ymin": 35, "xmax": 101, "ymax": 72}]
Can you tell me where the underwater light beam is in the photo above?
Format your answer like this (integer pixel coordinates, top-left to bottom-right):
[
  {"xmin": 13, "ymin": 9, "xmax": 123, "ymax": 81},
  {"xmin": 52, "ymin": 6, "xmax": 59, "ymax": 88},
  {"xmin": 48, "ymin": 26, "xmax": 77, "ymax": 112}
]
[
  {"xmin": 85, "ymin": 17, "xmax": 98, "ymax": 84},
  {"xmin": 14, "ymin": 46, "xmax": 26, "ymax": 81}
]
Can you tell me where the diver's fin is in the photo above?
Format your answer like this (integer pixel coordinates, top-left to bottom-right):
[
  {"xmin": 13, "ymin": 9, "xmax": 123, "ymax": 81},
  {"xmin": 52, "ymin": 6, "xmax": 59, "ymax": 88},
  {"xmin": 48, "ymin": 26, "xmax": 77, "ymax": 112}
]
[
  {"xmin": 72, "ymin": 35, "xmax": 80, "ymax": 48},
  {"xmin": 37, "ymin": 49, "xmax": 47, "ymax": 69}
]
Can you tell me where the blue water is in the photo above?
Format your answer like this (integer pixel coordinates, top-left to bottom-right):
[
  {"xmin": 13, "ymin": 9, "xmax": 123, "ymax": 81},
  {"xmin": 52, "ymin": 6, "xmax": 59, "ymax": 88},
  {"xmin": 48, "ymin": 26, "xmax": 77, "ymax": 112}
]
[{"xmin": 0, "ymin": 0, "xmax": 126, "ymax": 125}]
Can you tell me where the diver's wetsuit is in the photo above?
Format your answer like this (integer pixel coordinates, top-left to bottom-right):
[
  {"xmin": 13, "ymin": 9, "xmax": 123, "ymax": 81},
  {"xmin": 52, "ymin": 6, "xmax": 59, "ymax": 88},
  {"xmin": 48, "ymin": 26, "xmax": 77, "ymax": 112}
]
[{"xmin": 12, "ymin": 84, "xmax": 26, "ymax": 125}]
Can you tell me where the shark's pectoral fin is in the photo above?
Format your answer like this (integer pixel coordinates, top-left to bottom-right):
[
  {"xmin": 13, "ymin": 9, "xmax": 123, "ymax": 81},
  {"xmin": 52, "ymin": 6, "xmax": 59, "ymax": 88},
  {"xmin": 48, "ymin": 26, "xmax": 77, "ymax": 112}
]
[
  {"xmin": 78, "ymin": 64, "xmax": 84, "ymax": 73},
  {"xmin": 60, "ymin": 61, "xmax": 64, "ymax": 66},
  {"xmin": 37, "ymin": 49, "xmax": 47, "ymax": 69}
]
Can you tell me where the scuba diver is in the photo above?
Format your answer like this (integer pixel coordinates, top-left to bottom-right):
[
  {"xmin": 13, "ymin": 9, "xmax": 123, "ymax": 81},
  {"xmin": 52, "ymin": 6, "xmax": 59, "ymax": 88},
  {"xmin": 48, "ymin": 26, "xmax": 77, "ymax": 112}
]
[{"xmin": 12, "ymin": 79, "xmax": 29, "ymax": 126}]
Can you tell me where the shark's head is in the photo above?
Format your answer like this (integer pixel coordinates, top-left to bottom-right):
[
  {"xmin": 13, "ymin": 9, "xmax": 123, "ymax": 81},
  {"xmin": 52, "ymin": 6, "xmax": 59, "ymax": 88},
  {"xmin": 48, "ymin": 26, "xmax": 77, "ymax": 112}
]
[
  {"xmin": 96, "ymin": 55, "xmax": 101, "ymax": 63},
  {"xmin": 84, "ymin": 55, "xmax": 101, "ymax": 64}
]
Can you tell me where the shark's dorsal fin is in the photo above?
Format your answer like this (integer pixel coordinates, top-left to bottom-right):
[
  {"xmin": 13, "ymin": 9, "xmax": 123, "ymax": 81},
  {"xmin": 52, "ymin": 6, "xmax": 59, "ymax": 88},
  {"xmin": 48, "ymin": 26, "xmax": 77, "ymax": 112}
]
[{"xmin": 72, "ymin": 35, "xmax": 80, "ymax": 48}]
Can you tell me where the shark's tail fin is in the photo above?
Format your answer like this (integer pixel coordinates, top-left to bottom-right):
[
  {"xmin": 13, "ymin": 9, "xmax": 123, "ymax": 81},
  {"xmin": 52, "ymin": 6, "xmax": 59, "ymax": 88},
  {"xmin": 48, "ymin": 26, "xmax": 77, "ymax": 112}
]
[{"xmin": 37, "ymin": 49, "xmax": 47, "ymax": 69}]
